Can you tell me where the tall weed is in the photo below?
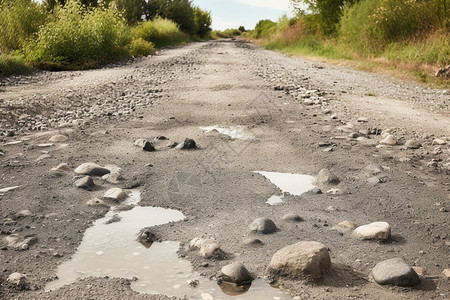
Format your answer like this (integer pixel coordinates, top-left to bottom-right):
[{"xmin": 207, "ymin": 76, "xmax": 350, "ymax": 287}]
[{"xmin": 132, "ymin": 17, "xmax": 188, "ymax": 48}]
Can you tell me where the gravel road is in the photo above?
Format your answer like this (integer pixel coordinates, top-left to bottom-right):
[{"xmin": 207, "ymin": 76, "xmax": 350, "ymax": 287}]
[{"xmin": 0, "ymin": 40, "xmax": 449, "ymax": 299}]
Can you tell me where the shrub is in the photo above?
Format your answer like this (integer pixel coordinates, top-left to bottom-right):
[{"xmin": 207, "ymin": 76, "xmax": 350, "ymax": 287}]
[
  {"xmin": 132, "ymin": 17, "xmax": 188, "ymax": 47},
  {"xmin": 27, "ymin": 0, "xmax": 130, "ymax": 69},
  {"xmin": 0, "ymin": 53, "xmax": 31, "ymax": 77},
  {"xmin": 128, "ymin": 38, "xmax": 155, "ymax": 56},
  {"xmin": 0, "ymin": 0, "xmax": 48, "ymax": 53}
]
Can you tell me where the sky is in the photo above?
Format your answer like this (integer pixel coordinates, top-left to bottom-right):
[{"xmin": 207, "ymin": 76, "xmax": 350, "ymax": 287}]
[{"xmin": 192, "ymin": 0, "xmax": 294, "ymax": 31}]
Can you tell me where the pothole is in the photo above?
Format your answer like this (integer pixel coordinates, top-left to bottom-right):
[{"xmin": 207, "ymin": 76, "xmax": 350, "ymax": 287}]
[
  {"xmin": 255, "ymin": 172, "xmax": 317, "ymax": 205},
  {"xmin": 200, "ymin": 126, "xmax": 253, "ymax": 140},
  {"xmin": 46, "ymin": 190, "xmax": 293, "ymax": 299}
]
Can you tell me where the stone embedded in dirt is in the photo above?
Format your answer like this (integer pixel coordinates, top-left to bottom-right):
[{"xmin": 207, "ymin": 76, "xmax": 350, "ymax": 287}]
[
  {"xmin": 217, "ymin": 262, "xmax": 253, "ymax": 285},
  {"xmin": 36, "ymin": 154, "xmax": 51, "ymax": 162},
  {"xmin": 105, "ymin": 214, "xmax": 122, "ymax": 224},
  {"xmin": 243, "ymin": 238, "xmax": 263, "ymax": 245},
  {"xmin": 1, "ymin": 235, "xmax": 19, "ymax": 249},
  {"xmin": 349, "ymin": 132, "xmax": 360, "ymax": 138},
  {"xmin": 49, "ymin": 134, "xmax": 68, "ymax": 142},
  {"xmin": 380, "ymin": 135, "xmax": 397, "ymax": 145},
  {"xmin": 442, "ymin": 269, "xmax": 450, "ymax": 278},
  {"xmin": 357, "ymin": 136, "xmax": 378, "ymax": 146},
  {"xmin": 357, "ymin": 117, "xmax": 368, "ymax": 123},
  {"xmin": 367, "ymin": 176, "xmax": 382, "ymax": 184},
  {"xmin": 268, "ymin": 241, "xmax": 331, "ymax": 280},
  {"xmin": 353, "ymin": 222, "xmax": 391, "ymax": 240},
  {"xmin": 167, "ymin": 141, "xmax": 178, "ymax": 148},
  {"xmin": 154, "ymin": 135, "xmax": 168, "ymax": 140},
  {"xmin": 331, "ymin": 220, "xmax": 357, "ymax": 234},
  {"xmin": 432, "ymin": 138, "xmax": 446, "ymax": 145},
  {"xmin": 7, "ymin": 272, "xmax": 29, "ymax": 289},
  {"xmin": 16, "ymin": 210, "xmax": 33, "ymax": 218},
  {"xmin": 102, "ymin": 172, "xmax": 123, "ymax": 184},
  {"xmin": 74, "ymin": 176, "xmax": 95, "ymax": 190},
  {"xmin": 74, "ymin": 162, "xmax": 111, "ymax": 176},
  {"xmin": 189, "ymin": 237, "xmax": 227, "ymax": 259},
  {"xmin": 175, "ymin": 138, "xmax": 197, "ymax": 150},
  {"xmin": 0, "ymin": 186, "xmax": 21, "ymax": 193},
  {"xmin": 249, "ymin": 217, "xmax": 278, "ymax": 234},
  {"xmin": 52, "ymin": 163, "xmax": 71, "ymax": 172},
  {"xmin": 372, "ymin": 258, "xmax": 420, "ymax": 286},
  {"xmin": 14, "ymin": 236, "xmax": 37, "ymax": 251},
  {"xmin": 282, "ymin": 213, "xmax": 304, "ymax": 222},
  {"xmin": 405, "ymin": 139, "xmax": 422, "ymax": 149},
  {"xmin": 317, "ymin": 168, "xmax": 340, "ymax": 186},
  {"xmin": 134, "ymin": 139, "xmax": 156, "ymax": 152},
  {"xmin": 412, "ymin": 266, "xmax": 425, "ymax": 277},
  {"xmin": 86, "ymin": 198, "xmax": 109, "ymax": 207},
  {"xmin": 366, "ymin": 163, "xmax": 384, "ymax": 175},
  {"xmin": 103, "ymin": 188, "xmax": 127, "ymax": 201}
]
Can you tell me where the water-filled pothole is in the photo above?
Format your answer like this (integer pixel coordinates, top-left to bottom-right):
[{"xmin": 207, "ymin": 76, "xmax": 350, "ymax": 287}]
[
  {"xmin": 46, "ymin": 191, "xmax": 292, "ymax": 299},
  {"xmin": 256, "ymin": 172, "xmax": 316, "ymax": 205},
  {"xmin": 201, "ymin": 126, "xmax": 253, "ymax": 140}
]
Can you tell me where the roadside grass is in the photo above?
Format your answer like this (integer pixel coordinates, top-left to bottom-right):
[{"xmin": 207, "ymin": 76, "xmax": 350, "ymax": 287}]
[{"xmin": 0, "ymin": 53, "xmax": 32, "ymax": 77}]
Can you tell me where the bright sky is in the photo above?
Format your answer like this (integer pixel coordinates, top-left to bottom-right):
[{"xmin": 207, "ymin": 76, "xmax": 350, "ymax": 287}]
[{"xmin": 192, "ymin": 0, "xmax": 294, "ymax": 31}]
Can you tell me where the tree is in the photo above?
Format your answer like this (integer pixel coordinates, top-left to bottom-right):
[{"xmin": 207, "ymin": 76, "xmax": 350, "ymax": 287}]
[
  {"xmin": 113, "ymin": 0, "xmax": 147, "ymax": 24},
  {"xmin": 290, "ymin": 0, "xmax": 359, "ymax": 35},
  {"xmin": 193, "ymin": 6, "xmax": 211, "ymax": 37},
  {"xmin": 43, "ymin": 0, "xmax": 100, "ymax": 11},
  {"xmin": 238, "ymin": 26, "xmax": 246, "ymax": 32},
  {"xmin": 147, "ymin": 0, "xmax": 195, "ymax": 34}
]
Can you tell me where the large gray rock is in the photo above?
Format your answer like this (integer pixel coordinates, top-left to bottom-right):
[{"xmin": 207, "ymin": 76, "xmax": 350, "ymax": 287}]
[
  {"xmin": 379, "ymin": 135, "xmax": 397, "ymax": 145},
  {"xmin": 134, "ymin": 139, "xmax": 156, "ymax": 152},
  {"xmin": 372, "ymin": 258, "xmax": 420, "ymax": 286},
  {"xmin": 268, "ymin": 241, "xmax": 331, "ymax": 280},
  {"xmin": 188, "ymin": 237, "xmax": 226, "ymax": 259},
  {"xmin": 249, "ymin": 217, "xmax": 278, "ymax": 234},
  {"xmin": 103, "ymin": 188, "xmax": 127, "ymax": 201},
  {"xmin": 353, "ymin": 222, "xmax": 391, "ymax": 240},
  {"xmin": 7, "ymin": 272, "xmax": 28, "ymax": 287},
  {"xmin": 74, "ymin": 162, "xmax": 110, "ymax": 176},
  {"xmin": 405, "ymin": 139, "xmax": 422, "ymax": 149},
  {"xmin": 218, "ymin": 262, "xmax": 253, "ymax": 284},
  {"xmin": 317, "ymin": 168, "xmax": 340, "ymax": 186}
]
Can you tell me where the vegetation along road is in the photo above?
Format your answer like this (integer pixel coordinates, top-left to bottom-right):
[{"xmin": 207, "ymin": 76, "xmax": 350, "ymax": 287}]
[{"xmin": 0, "ymin": 39, "xmax": 449, "ymax": 299}]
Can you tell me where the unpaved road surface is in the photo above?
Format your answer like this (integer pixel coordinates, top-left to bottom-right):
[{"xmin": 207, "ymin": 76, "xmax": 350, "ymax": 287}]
[{"xmin": 0, "ymin": 40, "xmax": 449, "ymax": 299}]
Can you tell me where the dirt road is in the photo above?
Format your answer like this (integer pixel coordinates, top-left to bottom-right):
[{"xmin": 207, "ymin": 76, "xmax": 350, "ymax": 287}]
[{"xmin": 0, "ymin": 40, "xmax": 449, "ymax": 299}]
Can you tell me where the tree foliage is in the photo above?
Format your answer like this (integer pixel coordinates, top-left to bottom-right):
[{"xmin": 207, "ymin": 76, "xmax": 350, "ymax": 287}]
[
  {"xmin": 193, "ymin": 7, "xmax": 212, "ymax": 37},
  {"xmin": 146, "ymin": 0, "xmax": 195, "ymax": 34}
]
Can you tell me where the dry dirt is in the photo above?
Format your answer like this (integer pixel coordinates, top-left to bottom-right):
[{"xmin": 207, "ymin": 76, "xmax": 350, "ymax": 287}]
[{"xmin": 0, "ymin": 40, "xmax": 449, "ymax": 299}]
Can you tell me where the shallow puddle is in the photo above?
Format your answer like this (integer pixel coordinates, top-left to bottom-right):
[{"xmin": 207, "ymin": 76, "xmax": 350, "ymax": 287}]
[
  {"xmin": 46, "ymin": 190, "xmax": 292, "ymax": 299},
  {"xmin": 256, "ymin": 172, "xmax": 316, "ymax": 204},
  {"xmin": 200, "ymin": 126, "xmax": 253, "ymax": 140}
]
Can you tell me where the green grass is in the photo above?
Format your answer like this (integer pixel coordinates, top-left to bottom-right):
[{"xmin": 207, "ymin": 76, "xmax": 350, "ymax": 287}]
[
  {"xmin": 0, "ymin": 54, "xmax": 31, "ymax": 77},
  {"xmin": 132, "ymin": 17, "xmax": 190, "ymax": 48}
]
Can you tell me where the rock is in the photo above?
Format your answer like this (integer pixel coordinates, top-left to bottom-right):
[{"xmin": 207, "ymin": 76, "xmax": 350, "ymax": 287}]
[
  {"xmin": 103, "ymin": 188, "xmax": 127, "ymax": 201},
  {"xmin": 105, "ymin": 214, "xmax": 122, "ymax": 224},
  {"xmin": 349, "ymin": 132, "xmax": 360, "ymax": 138},
  {"xmin": 154, "ymin": 136, "xmax": 168, "ymax": 140},
  {"xmin": 218, "ymin": 262, "xmax": 253, "ymax": 284},
  {"xmin": 442, "ymin": 269, "xmax": 450, "ymax": 278},
  {"xmin": 412, "ymin": 266, "xmax": 425, "ymax": 277},
  {"xmin": 0, "ymin": 186, "xmax": 20, "ymax": 193},
  {"xmin": 49, "ymin": 134, "xmax": 68, "ymax": 142},
  {"xmin": 372, "ymin": 258, "xmax": 420, "ymax": 286},
  {"xmin": 357, "ymin": 117, "xmax": 368, "ymax": 123},
  {"xmin": 367, "ymin": 176, "xmax": 381, "ymax": 184},
  {"xmin": 134, "ymin": 139, "xmax": 156, "ymax": 152},
  {"xmin": 435, "ymin": 64, "xmax": 450, "ymax": 77},
  {"xmin": 16, "ymin": 210, "xmax": 33, "ymax": 218},
  {"xmin": 74, "ymin": 176, "xmax": 95, "ymax": 190},
  {"xmin": 268, "ymin": 241, "xmax": 331, "ymax": 280},
  {"xmin": 14, "ymin": 237, "xmax": 37, "ymax": 250},
  {"xmin": 175, "ymin": 138, "xmax": 197, "ymax": 150},
  {"xmin": 380, "ymin": 135, "xmax": 397, "ymax": 145},
  {"xmin": 52, "ymin": 163, "xmax": 71, "ymax": 172},
  {"xmin": 249, "ymin": 217, "xmax": 278, "ymax": 234},
  {"xmin": 36, "ymin": 154, "xmax": 51, "ymax": 162},
  {"xmin": 432, "ymin": 138, "xmax": 446, "ymax": 145},
  {"xmin": 366, "ymin": 163, "xmax": 384, "ymax": 175},
  {"xmin": 405, "ymin": 139, "xmax": 422, "ymax": 149},
  {"xmin": 137, "ymin": 227, "xmax": 158, "ymax": 248},
  {"xmin": 243, "ymin": 238, "xmax": 263, "ymax": 245},
  {"xmin": 353, "ymin": 222, "xmax": 391, "ymax": 240},
  {"xmin": 189, "ymin": 237, "xmax": 227, "ymax": 259},
  {"xmin": 86, "ymin": 198, "xmax": 109, "ymax": 207},
  {"xmin": 74, "ymin": 162, "xmax": 110, "ymax": 176},
  {"xmin": 102, "ymin": 172, "xmax": 123, "ymax": 184},
  {"xmin": 357, "ymin": 137, "xmax": 378, "ymax": 146},
  {"xmin": 7, "ymin": 272, "xmax": 29, "ymax": 288},
  {"xmin": 167, "ymin": 141, "xmax": 178, "ymax": 148},
  {"xmin": 317, "ymin": 168, "xmax": 340, "ymax": 186},
  {"xmin": 282, "ymin": 213, "xmax": 304, "ymax": 222},
  {"xmin": 331, "ymin": 220, "xmax": 357, "ymax": 234}
]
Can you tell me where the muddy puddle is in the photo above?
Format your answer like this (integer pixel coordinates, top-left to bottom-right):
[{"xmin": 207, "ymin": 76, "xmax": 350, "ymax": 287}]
[
  {"xmin": 200, "ymin": 126, "xmax": 253, "ymax": 140},
  {"xmin": 256, "ymin": 172, "xmax": 316, "ymax": 205},
  {"xmin": 46, "ymin": 190, "xmax": 293, "ymax": 299}
]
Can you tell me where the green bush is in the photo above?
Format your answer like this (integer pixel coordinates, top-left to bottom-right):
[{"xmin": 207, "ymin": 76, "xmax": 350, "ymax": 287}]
[
  {"xmin": 0, "ymin": 0, "xmax": 48, "ymax": 53},
  {"xmin": 0, "ymin": 53, "xmax": 31, "ymax": 77},
  {"xmin": 254, "ymin": 19, "xmax": 277, "ymax": 38},
  {"xmin": 28, "ymin": 0, "xmax": 130, "ymax": 69},
  {"xmin": 132, "ymin": 17, "xmax": 188, "ymax": 48},
  {"xmin": 128, "ymin": 38, "xmax": 155, "ymax": 56}
]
